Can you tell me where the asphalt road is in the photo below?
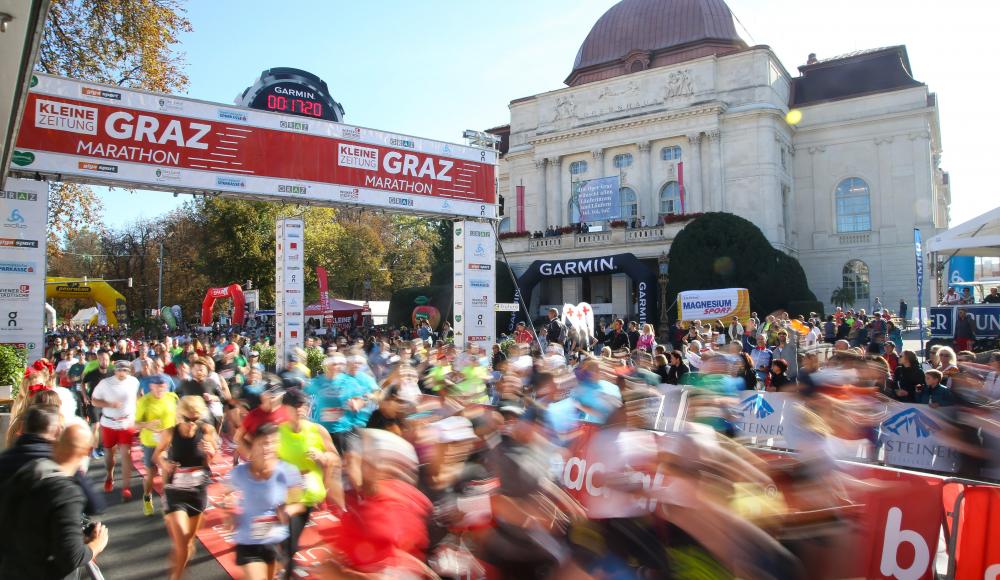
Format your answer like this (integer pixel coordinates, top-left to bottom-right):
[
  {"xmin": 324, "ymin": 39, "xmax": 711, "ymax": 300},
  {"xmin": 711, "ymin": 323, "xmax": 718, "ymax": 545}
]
[{"xmin": 85, "ymin": 456, "xmax": 228, "ymax": 580}]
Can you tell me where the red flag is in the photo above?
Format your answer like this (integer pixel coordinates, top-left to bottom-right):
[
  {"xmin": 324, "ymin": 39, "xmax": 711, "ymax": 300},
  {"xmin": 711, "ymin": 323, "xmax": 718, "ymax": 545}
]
[
  {"xmin": 678, "ymin": 161, "xmax": 685, "ymax": 214},
  {"xmin": 316, "ymin": 266, "xmax": 330, "ymax": 312}
]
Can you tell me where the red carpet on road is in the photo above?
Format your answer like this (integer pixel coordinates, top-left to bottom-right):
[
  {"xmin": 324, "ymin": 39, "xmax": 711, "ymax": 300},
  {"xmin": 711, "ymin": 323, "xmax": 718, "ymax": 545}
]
[{"xmin": 130, "ymin": 441, "xmax": 341, "ymax": 578}]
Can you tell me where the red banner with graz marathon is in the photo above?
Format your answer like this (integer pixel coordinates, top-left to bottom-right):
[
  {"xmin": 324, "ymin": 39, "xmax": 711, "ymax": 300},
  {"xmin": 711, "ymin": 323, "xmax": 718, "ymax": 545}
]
[{"xmin": 12, "ymin": 74, "xmax": 497, "ymax": 219}]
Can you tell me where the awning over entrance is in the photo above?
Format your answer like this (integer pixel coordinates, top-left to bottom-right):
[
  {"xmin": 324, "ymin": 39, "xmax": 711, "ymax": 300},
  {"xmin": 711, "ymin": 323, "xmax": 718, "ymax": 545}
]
[
  {"xmin": 0, "ymin": 0, "xmax": 49, "ymax": 191},
  {"xmin": 926, "ymin": 205, "xmax": 1000, "ymax": 257}
]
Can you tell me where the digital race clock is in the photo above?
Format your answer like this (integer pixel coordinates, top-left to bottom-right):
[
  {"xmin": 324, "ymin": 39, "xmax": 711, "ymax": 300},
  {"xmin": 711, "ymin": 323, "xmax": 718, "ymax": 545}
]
[{"xmin": 237, "ymin": 67, "xmax": 345, "ymax": 122}]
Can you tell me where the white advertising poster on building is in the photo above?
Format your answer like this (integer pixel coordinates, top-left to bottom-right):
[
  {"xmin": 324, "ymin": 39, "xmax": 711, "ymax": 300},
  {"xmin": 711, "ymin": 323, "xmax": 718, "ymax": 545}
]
[
  {"xmin": 275, "ymin": 218, "xmax": 304, "ymax": 368},
  {"xmin": 452, "ymin": 221, "xmax": 495, "ymax": 350},
  {"xmin": 0, "ymin": 178, "xmax": 47, "ymax": 362}
]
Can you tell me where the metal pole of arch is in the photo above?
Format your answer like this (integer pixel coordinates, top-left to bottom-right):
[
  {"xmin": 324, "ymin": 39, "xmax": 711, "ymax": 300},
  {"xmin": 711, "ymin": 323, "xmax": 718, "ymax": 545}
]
[{"xmin": 491, "ymin": 220, "xmax": 543, "ymax": 353}]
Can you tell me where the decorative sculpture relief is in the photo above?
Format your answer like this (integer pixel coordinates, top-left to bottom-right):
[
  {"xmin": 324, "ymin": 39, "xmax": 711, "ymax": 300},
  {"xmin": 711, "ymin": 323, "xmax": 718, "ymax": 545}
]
[
  {"xmin": 663, "ymin": 69, "xmax": 695, "ymax": 100},
  {"xmin": 597, "ymin": 80, "xmax": 639, "ymax": 100},
  {"xmin": 552, "ymin": 96, "xmax": 577, "ymax": 121}
]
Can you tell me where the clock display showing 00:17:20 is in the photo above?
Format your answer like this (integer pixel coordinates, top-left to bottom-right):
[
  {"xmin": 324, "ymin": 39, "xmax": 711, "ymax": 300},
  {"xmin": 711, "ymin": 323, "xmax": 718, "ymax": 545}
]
[{"xmin": 266, "ymin": 94, "xmax": 323, "ymax": 117}]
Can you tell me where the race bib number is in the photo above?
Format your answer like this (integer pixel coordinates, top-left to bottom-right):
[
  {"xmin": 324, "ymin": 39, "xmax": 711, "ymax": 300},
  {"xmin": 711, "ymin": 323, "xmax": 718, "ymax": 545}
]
[
  {"xmin": 320, "ymin": 408, "xmax": 343, "ymax": 423},
  {"xmin": 171, "ymin": 468, "xmax": 205, "ymax": 489},
  {"xmin": 249, "ymin": 514, "xmax": 279, "ymax": 540}
]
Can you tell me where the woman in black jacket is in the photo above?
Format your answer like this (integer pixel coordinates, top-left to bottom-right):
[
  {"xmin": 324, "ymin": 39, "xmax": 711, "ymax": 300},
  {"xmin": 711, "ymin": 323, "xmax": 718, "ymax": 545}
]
[
  {"xmin": 892, "ymin": 350, "xmax": 924, "ymax": 402},
  {"xmin": 665, "ymin": 351, "xmax": 689, "ymax": 384},
  {"xmin": 653, "ymin": 354, "xmax": 670, "ymax": 383}
]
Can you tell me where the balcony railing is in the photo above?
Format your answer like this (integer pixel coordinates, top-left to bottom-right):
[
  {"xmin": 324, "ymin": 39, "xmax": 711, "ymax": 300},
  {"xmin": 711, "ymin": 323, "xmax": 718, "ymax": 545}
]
[{"xmin": 509, "ymin": 223, "xmax": 685, "ymax": 254}]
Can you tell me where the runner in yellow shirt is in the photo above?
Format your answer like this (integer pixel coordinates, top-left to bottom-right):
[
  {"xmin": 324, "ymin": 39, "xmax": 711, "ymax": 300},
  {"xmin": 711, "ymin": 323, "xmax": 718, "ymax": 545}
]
[{"xmin": 135, "ymin": 374, "xmax": 179, "ymax": 516}]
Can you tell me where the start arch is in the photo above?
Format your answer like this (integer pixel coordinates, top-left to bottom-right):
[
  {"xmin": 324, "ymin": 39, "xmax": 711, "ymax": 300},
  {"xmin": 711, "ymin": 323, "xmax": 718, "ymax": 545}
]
[
  {"xmin": 201, "ymin": 284, "xmax": 246, "ymax": 326},
  {"xmin": 46, "ymin": 278, "xmax": 127, "ymax": 326}
]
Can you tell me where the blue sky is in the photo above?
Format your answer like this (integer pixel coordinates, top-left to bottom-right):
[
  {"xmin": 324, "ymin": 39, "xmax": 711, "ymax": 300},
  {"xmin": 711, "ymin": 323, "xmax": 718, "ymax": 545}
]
[{"xmin": 97, "ymin": 0, "xmax": 987, "ymax": 228}]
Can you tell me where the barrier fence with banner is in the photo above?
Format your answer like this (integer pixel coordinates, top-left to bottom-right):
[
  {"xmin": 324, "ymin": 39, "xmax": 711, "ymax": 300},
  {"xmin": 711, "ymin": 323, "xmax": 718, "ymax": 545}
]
[{"xmin": 567, "ymin": 386, "xmax": 1000, "ymax": 578}]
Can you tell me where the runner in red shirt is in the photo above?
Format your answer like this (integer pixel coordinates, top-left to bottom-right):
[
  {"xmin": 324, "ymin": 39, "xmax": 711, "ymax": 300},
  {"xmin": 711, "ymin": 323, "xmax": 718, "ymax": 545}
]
[{"xmin": 233, "ymin": 379, "xmax": 289, "ymax": 460}]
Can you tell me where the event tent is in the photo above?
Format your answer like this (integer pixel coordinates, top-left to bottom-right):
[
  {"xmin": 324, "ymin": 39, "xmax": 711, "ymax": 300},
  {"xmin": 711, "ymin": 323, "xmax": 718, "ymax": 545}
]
[
  {"xmin": 304, "ymin": 298, "xmax": 365, "ymax": 317},
  {"xmin": 926, "ymin": 205, "xmax": 1000, "ymax": 257},
  {"xmin": 70, "ymin": 307, "xmax": 98, "ymax": 325}
]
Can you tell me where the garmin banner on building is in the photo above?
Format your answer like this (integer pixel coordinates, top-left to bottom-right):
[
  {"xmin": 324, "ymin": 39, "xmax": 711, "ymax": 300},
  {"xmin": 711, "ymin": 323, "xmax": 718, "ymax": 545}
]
[
  {"xmin": 0, "ymin": 178, "xmax": 47, "ymax": 362},
  {"xmin": 452, "ymin": 221, "xmax": 496, "ymax": 350},
  {"xmin": 676, "ymin": 288, "xmax": 750, "ymax": 322},
  {"xmin": 275, "ymin": 218, "xmax": 304, "ymax": 369},
  {"xmin": 12, "ymin": 74, "xmax": 497, "ymax": 219},
  {"xmin": 518, "ymin": 253, "xmax": 657, "ymax": 325},
  {"xmin": 572, "ymin": 175, "xmax": 620, "ymax": 223}
]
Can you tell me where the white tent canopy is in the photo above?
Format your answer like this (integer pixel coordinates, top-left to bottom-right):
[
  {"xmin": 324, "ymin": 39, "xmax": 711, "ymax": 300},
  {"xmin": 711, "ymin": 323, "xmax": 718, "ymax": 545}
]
[
  {"xmin": 71, "ymin": 307, "xmax": 98, "ymax": 325},
  {"xmin": 926, "ymin": 205, "xmax": 1000, "ymax": 257}
]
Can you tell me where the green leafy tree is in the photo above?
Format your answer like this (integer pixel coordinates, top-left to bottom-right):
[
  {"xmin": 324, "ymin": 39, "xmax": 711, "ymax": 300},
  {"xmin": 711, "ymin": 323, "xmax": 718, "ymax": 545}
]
[
  {"xmin": 35, "ymin": 0, "xmax": 192, "ymax": 249},
  {"xmin": 830, "ymin": 286, "xmax": 856, "ymax": 309},
  {"xmin": 665, "ymin": 212, "xmax": 818, "ymax": 319}
]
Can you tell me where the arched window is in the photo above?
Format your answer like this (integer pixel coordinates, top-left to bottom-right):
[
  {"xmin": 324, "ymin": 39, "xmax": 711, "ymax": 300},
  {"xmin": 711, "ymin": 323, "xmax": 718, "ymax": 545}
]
[
  {"xmin": 620, "ymin": 187, "xmax": 638, "ymax": 220},
  {"xmin": 498, "ymin": 217, "xmax": 511, "ymax": 234},
  {"xmin": 660, "ymin": 146, "xmax": 682, "ymax": 161},
  {"xmin": 659, "ymin": 181, "xmax": 681, "ymax": 217},
  {"xmin": 835, "ymin": 177, "xmax": 871, "ymax": 233},
  {"xmin": 842, "ymin": 260, "xmax": 870, "ymax": 301},
  {"xmin": 569, "ymin": 160, "xmax": 588, "ymax": 175},
  {"xmin": 613, "ymin": 153, "xmax": 633, "ymax": 169}
]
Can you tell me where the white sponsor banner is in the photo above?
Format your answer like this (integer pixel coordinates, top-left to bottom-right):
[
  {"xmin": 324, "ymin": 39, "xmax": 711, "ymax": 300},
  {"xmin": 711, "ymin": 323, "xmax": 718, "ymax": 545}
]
[
  {"xmin": 453, "ymin": 221, "xmax": 495, "ymax": 350},
  {"xmin": 732, "ymin": 391, "xmax": 792, "ymax": 448},
  {"xmin": 0, "ymin": 178, "xmax": 47, "ymax": 362},
  {"xmin": 677, "ymin": 288, "xmax": 749, "ymax": 321},
  {"xmin": 275, "ymin": 219, "xmax": 304, "ymax": 368},
  {"xmin": 877, "ymin": 402, "xmax": 961, "ymax": 473}
]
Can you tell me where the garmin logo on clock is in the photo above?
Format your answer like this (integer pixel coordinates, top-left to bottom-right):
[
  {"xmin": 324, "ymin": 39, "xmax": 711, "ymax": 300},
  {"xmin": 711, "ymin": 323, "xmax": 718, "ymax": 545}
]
[{"xmin": 273, "ymin": 86, "xmax": 317, "ymax": 100}]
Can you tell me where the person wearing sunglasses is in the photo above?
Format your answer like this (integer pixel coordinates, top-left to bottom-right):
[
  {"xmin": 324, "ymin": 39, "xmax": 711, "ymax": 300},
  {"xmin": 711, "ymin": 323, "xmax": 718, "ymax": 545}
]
[{"xmin": 152, "ymin": 396, "xmax": 218, "ymax": 580}]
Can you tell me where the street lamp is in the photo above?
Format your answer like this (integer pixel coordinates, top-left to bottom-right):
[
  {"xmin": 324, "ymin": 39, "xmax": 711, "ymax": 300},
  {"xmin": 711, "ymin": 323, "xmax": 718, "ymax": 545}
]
[{"xmin": 157, "ymin": 231, "xmax": 175, "ymax": 311}]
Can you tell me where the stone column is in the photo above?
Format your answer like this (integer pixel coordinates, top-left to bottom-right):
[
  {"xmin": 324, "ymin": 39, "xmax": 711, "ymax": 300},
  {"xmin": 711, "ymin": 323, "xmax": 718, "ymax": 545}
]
[
  {"xmin": 637, "ymin": 141, "xmax": 652, "ymax": 224},
  {"xmin": 611, "ymin": 274, "xmax": 630, "ymax": 320},
  {"xmin": 562, "ymin": 277, "xmax": 582, "ymax": 306},
  {"xmin": 534, "ymin": 158, "xmax": 547, "ymax": 232},
  {"xmin": 544, "ymin": 156, "xmax": 561, "ymax": 229},
  {"xmin": 707, "ymin": 129, "xmax": 723, "ymax": 212},
  {"xmin": 685, "ymin": 134, "xmax": 703, "ymax": 214}
]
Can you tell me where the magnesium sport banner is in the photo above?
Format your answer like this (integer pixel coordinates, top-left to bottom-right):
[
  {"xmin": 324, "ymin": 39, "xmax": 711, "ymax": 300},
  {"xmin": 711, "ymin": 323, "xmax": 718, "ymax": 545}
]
[
  {"xmin": 276, "ymin": 219, "xmax": 304, "ymax": 368},
  {"xmin": 0, "ymin": 178, "xmax": 47, "ymax": 362},
  {"xmin": 677, "ymin": 288, "xmax": 750, "ymax": 322},
  {"xmin": 12, "ymin": 74, "xmax": 497, "ymax": 219},
  {"xmin": 453, "ymin": 221, "xmax": 495, "ymax": 350},
  {"xmin": 573, "ymin": 176, "xmax": 620, "ymax": 223}
]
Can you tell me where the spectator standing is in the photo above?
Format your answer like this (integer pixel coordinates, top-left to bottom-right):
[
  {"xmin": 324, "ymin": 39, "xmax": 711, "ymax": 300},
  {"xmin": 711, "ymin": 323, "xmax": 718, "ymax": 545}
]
[{"xmin": 954, "ymin": 308, "xmax": 977, "ymax": 353}]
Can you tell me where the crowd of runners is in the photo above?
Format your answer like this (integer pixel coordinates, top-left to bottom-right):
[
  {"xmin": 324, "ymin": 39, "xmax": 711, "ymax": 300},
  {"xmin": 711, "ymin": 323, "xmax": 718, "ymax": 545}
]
[{"xmin": 0, "ymin": 315, "xmax": 998, "ymax": 579}]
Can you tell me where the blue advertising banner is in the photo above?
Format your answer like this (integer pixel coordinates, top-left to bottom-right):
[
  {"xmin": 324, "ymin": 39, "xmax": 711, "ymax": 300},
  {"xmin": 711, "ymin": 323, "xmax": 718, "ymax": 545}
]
[
  {"xmin": 948, "ymin": 255, "xmax": 975, "ymax": 285},
  {"xmin": 573, "ymin": 176, "xmax": 620, "ymax": 223},
  {"xmin": 914, "ymin": 228, "xmax": 924, "ymax": 354}
]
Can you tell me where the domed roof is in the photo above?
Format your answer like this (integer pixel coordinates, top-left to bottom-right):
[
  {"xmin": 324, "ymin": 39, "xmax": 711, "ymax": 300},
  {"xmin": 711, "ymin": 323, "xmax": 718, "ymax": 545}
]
[{"xmin": 568, "ymin": 0, "xmax": 744, "ymax": 85}]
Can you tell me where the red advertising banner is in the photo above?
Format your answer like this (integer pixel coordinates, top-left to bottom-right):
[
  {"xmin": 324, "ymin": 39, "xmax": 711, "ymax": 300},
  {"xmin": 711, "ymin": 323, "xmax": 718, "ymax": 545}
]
[{"xmin": 11, "ymin": 74, "xmax": 497, "ymax": 219}]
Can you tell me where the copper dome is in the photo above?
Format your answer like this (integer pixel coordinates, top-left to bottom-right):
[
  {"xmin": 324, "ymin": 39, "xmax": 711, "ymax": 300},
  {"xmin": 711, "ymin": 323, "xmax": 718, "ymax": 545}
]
[{"xmin": 567, "ymin": 0, "xmax": 745, "ymax": 86}]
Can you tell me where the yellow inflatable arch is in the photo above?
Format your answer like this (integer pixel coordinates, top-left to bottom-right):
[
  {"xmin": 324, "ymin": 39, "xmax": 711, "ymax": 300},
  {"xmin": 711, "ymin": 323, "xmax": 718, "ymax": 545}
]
[{"xmin": 46, "ymin": 278, "xmax": 127, "ymax": 326}]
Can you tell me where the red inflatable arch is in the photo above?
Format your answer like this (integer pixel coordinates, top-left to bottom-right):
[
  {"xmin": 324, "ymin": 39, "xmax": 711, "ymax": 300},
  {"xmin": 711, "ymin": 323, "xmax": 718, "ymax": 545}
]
[{"xmin": 201, "ymin": 284, "xmax": 246, "ymax": 326}]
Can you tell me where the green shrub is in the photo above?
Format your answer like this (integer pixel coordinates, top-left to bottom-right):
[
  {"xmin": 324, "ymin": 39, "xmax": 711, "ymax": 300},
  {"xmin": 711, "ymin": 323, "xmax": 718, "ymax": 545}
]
[
  {"xmin": 0, "ymin": 344, "xmax": 27, "ymax": 398},
  {"xmin": 665, "ymin": 212, "xmax": 818, "ymax": 320},
  {"xmin": 257, "ymin": 345, "xmax": 276, "ymax": 372},
  {"xmin": 305, "ymin": 347, "xmax": 324, "ymax": 377}
]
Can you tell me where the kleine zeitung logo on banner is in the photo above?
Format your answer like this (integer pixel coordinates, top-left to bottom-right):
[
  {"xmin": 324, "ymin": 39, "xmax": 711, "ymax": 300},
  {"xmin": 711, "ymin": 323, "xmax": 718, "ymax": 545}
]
[
  {"xmin": 35, "ymin": 99, "xmax": 98, "ymax": 135},
  {"xmin": 338, "ymin": 143, "xmax": 378, "ymax": 171}
]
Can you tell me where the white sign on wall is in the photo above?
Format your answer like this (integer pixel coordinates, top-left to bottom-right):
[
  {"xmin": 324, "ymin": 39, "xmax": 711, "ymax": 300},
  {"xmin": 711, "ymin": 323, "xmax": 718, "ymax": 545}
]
[
  {"xmin": 275, "ymin": 218, "xmax": 304, "ymax": 368},
  {"xmin": 0, "ymin": 178, "xmax": 47, "ymax": 362},
  {"xmin": 452, "ymin": 221, "xmax": 495, "ymax": 350}
]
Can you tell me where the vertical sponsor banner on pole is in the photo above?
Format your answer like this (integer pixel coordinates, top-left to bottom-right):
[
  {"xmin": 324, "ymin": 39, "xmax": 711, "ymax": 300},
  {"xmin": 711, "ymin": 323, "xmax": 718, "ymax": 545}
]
[
  {"xmin": 914, "ymin": 228, "xmax": 925, "ymax": 356},
  {"xmin": 0, "ymin": 178, "xmax": 47, "ymax": 362},
  {"xmin": 453, "ymin": 221, "xmax": 495, "ymax": 351},
  {"xmin": 452, "ymin": 223, "xmax": 466, "ymax": 348},
  {"xmin": 275, "ymin": 218, "xmax": 304, "ymax": 369}
]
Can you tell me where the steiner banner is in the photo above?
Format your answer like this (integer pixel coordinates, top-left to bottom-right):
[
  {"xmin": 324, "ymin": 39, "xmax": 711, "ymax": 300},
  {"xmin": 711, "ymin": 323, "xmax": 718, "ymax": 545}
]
[
  {"xmin": 12, "ymin": 74, "xmax": 497, "ymax": 219},
  {"xmin": 677, "ymin": 288, "xmax": 750, "ymax": 322},
  {"xmin": 877, "ymin": 402, "xmax": 961, "ymax": 473},
  {"xmin": 573, "ymin": 176, "xmax": 620, "ymax": 223}
]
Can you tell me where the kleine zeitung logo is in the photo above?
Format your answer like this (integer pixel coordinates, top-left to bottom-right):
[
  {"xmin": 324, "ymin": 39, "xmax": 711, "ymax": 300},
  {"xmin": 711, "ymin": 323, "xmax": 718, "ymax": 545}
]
[
  {"xmin": 35, "ymin": 99, "xmax": 98, "ymax": 135},
  {"xmin": 338, "ymin": 144, "xmax": 378, "ymax": 171}
]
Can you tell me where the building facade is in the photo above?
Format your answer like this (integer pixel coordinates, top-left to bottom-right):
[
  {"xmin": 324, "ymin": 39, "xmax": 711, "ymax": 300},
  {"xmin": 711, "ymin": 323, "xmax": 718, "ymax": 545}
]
[{"xmin": 491, "ymin": 0, "xmax": 949, "ymax": 324}]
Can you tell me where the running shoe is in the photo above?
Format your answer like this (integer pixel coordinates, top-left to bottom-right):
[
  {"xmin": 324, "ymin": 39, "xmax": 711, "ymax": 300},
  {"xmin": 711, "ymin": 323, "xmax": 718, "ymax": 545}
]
[
  {"xmin": 103, "ymin": 477, "xmax": 113, "ymax": 493},
  {"xmin": 121, "ymin": 488, "xmax": 132, "ymax": 502},
  {"xmin": 142, "ymin": 494, "xmax": 154, "ymax": 516}
]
